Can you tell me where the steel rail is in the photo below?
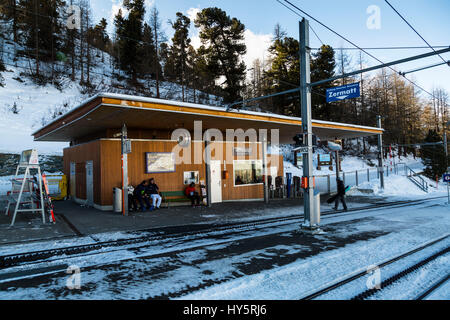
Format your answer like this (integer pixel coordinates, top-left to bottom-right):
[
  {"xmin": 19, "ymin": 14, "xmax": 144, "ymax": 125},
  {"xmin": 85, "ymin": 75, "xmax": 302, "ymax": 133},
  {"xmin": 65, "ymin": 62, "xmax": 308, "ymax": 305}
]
[
  {"xmin": 301, "ymin": 234, "xmax": 449, "ymax": 300},
  {"xmin": 0, "ymin": 197, "xmax": 445, "ymax": 269}
]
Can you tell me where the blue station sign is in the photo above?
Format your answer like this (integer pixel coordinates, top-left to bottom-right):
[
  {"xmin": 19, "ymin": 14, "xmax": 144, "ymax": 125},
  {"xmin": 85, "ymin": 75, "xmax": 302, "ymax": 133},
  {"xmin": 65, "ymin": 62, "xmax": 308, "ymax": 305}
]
[
  {"xmin": 443, "ymin": 173, "xmax": 450, "ymax": 183},
  {"xmin": 326, "ymin": 82, "xmax": 361, "ymax": 103}
]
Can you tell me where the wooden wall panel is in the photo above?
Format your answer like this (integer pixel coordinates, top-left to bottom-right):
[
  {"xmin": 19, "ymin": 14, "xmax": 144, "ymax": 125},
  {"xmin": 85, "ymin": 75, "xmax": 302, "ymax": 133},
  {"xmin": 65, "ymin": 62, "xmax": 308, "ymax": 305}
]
[
  {"xmin": 211, "ymin": 142, "xmax": 264, "ymax": 201},
  {"xmin": 99, "ymin": 140, "xmax": 206, "ymax": 205},
  {"xmin": 64, "ymin": 139, "xmax": 284, "ymax": 207}
]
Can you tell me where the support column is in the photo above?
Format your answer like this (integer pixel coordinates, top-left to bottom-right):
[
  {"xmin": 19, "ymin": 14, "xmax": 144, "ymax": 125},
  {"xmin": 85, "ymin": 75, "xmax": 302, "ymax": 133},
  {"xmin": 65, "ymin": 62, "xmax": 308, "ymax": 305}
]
[
  {"xmin": 121, "ymin": 123, "xmax": 128, "ymax": 216},
  {"xmin": 299, "ymin": 18, "xmax": 317, "ymax": 229},
  {"xmin": 262, "ymin": 132, "xmax": 269, "ymax": 204},
  {"xmin": 205, "ymin": 139, "xmax": 212, "ymax": 207},
  {"xmin": 335, "ymin": 150, "xmax": 340, "ymax": 180},
  {"xmin": 377, "ymin": 115, "xmax": 385, "ymax": 189}
]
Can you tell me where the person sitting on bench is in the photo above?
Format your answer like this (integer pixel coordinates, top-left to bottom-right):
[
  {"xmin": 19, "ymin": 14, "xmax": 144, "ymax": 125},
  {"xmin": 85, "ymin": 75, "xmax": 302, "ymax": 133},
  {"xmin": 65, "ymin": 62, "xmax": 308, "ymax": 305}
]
[
  {"xmin": 185, "ymin": 182, "xmax": 201, "ymax": 207},
  {"xmin": 134, "ymin": 180, "xmax": 151, "ymax": 212},
  {"xmin": 146, "ymin": 178, "xmax": 162, "ymax": 210}
]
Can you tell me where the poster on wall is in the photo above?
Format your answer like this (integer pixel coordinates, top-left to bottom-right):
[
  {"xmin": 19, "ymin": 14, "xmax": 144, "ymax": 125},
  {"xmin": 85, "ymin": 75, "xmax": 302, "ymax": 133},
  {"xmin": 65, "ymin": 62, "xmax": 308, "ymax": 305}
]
[{"xmin": 145, "ymin": 152, "xmax": 175, "ymax": 173}]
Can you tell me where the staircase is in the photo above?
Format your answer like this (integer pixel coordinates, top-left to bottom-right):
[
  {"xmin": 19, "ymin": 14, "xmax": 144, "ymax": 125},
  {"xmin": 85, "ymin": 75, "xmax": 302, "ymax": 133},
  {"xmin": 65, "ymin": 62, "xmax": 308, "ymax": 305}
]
[{"xmin": 405, "ymin": 165, "xmax": 428, "ymax": 192}]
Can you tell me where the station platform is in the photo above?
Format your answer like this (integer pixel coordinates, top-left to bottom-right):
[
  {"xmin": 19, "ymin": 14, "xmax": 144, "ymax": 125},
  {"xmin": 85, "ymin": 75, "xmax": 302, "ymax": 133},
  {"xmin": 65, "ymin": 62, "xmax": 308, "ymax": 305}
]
[{"xmin": 0, "ymin": 196, "xmax": 388, "ymax": 246}]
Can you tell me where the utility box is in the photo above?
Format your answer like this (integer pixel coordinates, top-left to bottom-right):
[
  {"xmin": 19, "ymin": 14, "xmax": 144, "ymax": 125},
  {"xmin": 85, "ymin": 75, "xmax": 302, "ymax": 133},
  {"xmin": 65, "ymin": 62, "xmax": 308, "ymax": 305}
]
[{"xmin": 113, "ymin": 187, "xmax": 122, "ymax": 213}]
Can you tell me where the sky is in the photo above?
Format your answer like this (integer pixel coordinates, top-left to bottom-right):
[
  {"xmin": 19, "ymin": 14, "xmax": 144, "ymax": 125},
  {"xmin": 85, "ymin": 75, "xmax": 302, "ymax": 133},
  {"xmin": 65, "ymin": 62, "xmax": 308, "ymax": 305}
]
[{"xmin": 90, "ymin": 0, "xmax": 450, "ymax": 100}]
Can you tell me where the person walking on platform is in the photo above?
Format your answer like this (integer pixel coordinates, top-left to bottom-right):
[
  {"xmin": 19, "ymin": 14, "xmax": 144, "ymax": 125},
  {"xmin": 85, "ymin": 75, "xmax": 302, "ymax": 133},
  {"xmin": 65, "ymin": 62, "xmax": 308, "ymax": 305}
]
[
  {"xmin": 134, "ymin": 180, "xmax": 151, "ymax": 212},
  {"xmin": 185, "ymin": 182, "xmax": 201, "ymax": 207},
  {"xmin": 128, "ymin": 185, "xmax": 138, "ymax": 212},
  {"xmin": 334, "ymin": 178, "xmax": 348, "ymax": 211},
  {"xmin": 147, "ymin": 178, "xmax": 162, "ymax": 210}
]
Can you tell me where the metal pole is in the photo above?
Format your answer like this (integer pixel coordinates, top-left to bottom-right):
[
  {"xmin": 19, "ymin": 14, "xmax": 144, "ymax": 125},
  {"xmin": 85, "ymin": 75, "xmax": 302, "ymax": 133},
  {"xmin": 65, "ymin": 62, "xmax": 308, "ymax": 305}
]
[
  {"xmin": 335, "ymin": 151, "xmax": 340, "ymax": 180},
  {"xmin": 444, "ymin": 132, "xmax": 448, "ymax": 168},
  {"xmin": 121, "ymin": 123, "xmax": 129, "ymax": 216},
  {"xmin": 205, "ymin": 139, "xmax": 212, "ymax": 207},
  {"xmin": 299, "ymin": 18, "xmax": 317, "ymax": 229},
  {"xmin": 262, "ymin": 133, "xmax": 269, "ymax": 204},
  {"xmin": 38, "ymin": 167, "xmax": 45, "ymax": 224},
  {"xmin": 444, "ymin": 132, "xmax": 449, "ymax": 205},
  {"xmin": 327, "ymin": 175, "xmax": 331, "ymax": 194},
  {"xmin": 377, "ymin": 115, "xmax": 385, "ymax": 189}
]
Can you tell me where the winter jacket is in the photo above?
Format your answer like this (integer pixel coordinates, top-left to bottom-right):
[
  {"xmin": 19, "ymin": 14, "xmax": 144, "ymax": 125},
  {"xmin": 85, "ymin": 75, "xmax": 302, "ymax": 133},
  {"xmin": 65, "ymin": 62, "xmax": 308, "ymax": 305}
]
[
  {"xmin": 337, "ymin": 180, "xmax": 346, "ymax": 196},
  {"xmin": 185, "ymin": 186, "xmax": 196, "ymax": 196},
  {"xmin": 134, "ymin": 183, "xmax": 147, "ymax": 196},
  {"xmin": 146, "ymin": 183, "xmax": 159, "ymax": 195}
]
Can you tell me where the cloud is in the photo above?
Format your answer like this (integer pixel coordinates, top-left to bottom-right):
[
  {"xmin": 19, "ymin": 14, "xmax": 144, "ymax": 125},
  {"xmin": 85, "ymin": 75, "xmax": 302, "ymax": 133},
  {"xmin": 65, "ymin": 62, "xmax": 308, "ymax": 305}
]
[
  {"xmin": 242, "ymin": 29, "xmax": 272, "ymax": 70},
  {"xmin": 144, "ymin": 0, "xmax": 155, "ymax": 8},
  {"xmin": 109, "ymin": 0, "xmax": 128, "ymax": 28},
  {"xmin": 187, "ymin": 8, "xmax": 202, "ymax": 48},
  {"xmin": 187, "ymin": 7, "xmax": 200, "ymax": 23}
]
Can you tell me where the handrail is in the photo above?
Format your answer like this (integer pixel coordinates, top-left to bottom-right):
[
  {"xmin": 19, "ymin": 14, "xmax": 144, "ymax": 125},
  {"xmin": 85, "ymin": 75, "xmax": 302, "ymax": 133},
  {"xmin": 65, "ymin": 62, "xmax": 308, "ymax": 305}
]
[{"xmin": 405, "ymin": 165, "xmax": 428, "ymax": 192}]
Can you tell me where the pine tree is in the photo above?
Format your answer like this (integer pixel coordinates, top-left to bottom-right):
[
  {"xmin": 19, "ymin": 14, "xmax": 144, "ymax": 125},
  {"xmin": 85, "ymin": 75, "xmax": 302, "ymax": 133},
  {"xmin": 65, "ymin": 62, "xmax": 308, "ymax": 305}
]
[
  {"xmin": 113, "ymin": 8, "xmax": 125, "ymax": 77},
  {"xmin": 139, "ymin": 22, "xmax": 157, "ymax": 87},
  {"xmin": 90, "ymin": 18, "xmax": 110, "ymax": 63},
  {"xmin": 18, "ymin": 0, "xmax": 65, "ymax": 80},
  {"xmin": 422, "ymin": 130, "xmax": 448, "ymax": 179},
  {"xmin": 264, "ymin": 34, "xmax": 299, "ymax": 115},
  {"xmin": 195, "ymin": 7, "xmax": 247, "ymax": 104},
  {"xmin": 169, "ymin": 12, "xmax": 191, "ymax": 102},
  {"xmin": 310, "ymin": 45, "xmax": 336, "ymax": 120},
  {"xmin": 116, "ymin": 0, "xmax": 146, "ymax": 82},
  {"xmin": 149, "ymin": 6, "xmax": 166, "ymax": 98}
]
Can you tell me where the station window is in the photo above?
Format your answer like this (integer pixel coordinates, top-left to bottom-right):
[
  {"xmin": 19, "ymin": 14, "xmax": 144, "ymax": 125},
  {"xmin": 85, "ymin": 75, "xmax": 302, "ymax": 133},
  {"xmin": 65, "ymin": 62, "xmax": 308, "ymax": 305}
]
[
  {"xmin": 184, "ymin": 171, "xmax": 199, "ymax": 185},
  {"xmin": 233, "ymin": 160, "xmax": 263, "ymax": 186}
]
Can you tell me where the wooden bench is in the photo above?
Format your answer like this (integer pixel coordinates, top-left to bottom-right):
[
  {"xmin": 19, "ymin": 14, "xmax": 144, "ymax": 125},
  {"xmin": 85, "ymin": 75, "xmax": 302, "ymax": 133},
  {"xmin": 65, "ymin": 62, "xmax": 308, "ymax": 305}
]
[{"xmin": 160, "ymin": 191, "xmax": 191, "ymax": 208}]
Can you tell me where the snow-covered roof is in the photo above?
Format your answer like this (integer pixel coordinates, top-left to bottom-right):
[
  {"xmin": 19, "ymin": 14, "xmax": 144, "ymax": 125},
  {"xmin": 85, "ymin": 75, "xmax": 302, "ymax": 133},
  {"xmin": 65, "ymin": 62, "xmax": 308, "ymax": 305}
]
[{"xmin": 33, "ymin": 92, "xmax": 384, "ymax": 143}]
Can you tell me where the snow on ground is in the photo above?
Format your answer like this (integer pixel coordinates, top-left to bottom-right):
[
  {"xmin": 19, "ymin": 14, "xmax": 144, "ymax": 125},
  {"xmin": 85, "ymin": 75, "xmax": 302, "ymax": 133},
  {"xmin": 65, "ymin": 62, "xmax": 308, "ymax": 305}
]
[
  {"xmin": 283, "ymin": 153, "xmax": 424, "ymax": 177},
  {"xmin": 1, "ymin": 198, "xmax": 447, "ymax": 299},
  {"xmin": 178, "ymin": 200, "xmax": 449, "ymax": 300},
  {"xmin": 348, "ymin": 174, "xmax": 449, "ymax": 199},
  {"xmin": 0, "ymin": 69, "xmax": 79, "ymax": 155}
]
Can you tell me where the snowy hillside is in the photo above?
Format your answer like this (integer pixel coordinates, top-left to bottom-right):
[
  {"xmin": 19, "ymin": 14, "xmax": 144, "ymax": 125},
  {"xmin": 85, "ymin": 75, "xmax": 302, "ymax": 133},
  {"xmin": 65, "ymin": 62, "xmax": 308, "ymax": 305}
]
[{"xmin": 0, "ymin": 36, "xmax": 221, "ymax": 156}]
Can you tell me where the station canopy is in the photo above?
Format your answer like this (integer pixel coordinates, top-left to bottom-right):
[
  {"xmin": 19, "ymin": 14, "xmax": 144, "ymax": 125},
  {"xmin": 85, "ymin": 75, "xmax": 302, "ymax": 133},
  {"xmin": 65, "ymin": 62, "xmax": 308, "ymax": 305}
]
[{"xmin": 33, "ymin": 93, "xmax": 383, "ymax": 144}]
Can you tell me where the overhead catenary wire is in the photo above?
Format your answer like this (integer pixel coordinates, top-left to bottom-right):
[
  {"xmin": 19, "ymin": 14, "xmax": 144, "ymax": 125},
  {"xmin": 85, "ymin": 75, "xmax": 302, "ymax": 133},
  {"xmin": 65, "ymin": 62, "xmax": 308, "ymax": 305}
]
[
  {"xmin": 279, "ymin": 0, "xmax": 441, "ymax": 99},
  {"xmin": 384, "ymin": 0, "xmax": 449, "ymax": 67},
  {"xmin": 275, "ymin": 0, "xmax": 324, "ymax": 46},
  {"xmin": 310, "ymin": 45, "xmax": 449, "ymax": 51}
]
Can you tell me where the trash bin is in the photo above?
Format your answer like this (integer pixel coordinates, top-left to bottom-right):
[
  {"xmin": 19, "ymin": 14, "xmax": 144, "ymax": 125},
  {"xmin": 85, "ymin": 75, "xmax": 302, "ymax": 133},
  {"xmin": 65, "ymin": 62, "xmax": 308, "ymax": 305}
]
[
  {"xmin": 113, "ymin": 187, "xmax": 122, "ymax": 213},
  {"xmin": 311, "ymin": 190, "xmax": 321, "ymax": 226}
]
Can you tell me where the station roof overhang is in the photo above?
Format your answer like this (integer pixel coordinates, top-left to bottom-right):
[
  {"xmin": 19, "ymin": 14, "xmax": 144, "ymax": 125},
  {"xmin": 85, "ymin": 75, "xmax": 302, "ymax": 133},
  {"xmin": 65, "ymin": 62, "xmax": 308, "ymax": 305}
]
[{"xmin": 32, "ymin": 93, "xmax": 383, "ymax": 144}]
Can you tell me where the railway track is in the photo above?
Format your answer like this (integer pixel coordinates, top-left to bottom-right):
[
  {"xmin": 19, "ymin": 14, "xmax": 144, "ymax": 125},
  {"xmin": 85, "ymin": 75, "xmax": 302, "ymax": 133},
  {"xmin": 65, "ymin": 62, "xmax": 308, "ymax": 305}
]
[
  {"xmin": 0, "ymin": 197, "xmax": 443, "ymax": 270},
  {"xmin": 416, "ymin": 275, "xmax": 449, "ymax": 300},
  {"xmin": 301, "ymin": 234, "xmax": 449, "ymax": 300}
]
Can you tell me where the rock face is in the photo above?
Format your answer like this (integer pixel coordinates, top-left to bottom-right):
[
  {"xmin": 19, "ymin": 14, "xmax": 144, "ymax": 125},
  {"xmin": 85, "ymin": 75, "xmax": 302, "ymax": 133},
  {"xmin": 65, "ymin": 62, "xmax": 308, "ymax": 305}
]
[{"xmin": 0, "ymin": 153, "xmax": 63, "ymax": 176}]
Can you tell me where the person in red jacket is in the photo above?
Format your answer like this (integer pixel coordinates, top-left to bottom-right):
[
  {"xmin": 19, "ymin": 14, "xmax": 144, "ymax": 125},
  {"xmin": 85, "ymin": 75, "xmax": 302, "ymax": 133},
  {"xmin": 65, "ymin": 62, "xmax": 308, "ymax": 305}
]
[{"xmin": 185, "ymin": 182, "xmax": 201, "ymax": 207}]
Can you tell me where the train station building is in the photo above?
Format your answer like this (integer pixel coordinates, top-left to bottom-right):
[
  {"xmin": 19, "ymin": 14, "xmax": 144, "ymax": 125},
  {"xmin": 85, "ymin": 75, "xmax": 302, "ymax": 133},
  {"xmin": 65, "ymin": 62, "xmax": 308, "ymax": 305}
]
[{"xmin": 32, "ymin": 93, "xmax": 383, "ymax": 211}]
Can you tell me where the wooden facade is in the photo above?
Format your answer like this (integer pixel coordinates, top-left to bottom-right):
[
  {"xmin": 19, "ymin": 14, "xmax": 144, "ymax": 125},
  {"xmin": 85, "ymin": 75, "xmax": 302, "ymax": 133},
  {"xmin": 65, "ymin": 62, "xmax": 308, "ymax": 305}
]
[
  {"xmin": 38, "ymin": 93, "xmax": 382, "ymax": 211},
  {"xmin": 63, "ymin": 138, "xmax": 283, "ymax": 209}
]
